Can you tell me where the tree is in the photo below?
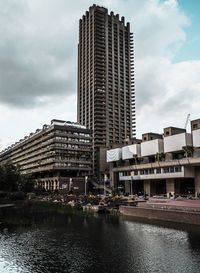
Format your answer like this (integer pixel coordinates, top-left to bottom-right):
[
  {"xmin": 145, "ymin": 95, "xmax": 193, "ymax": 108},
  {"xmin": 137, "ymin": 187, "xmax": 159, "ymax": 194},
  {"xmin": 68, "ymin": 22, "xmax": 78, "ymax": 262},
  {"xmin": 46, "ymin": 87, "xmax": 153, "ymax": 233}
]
[
  {"xmin": 20, "ymin": 174, "xmax": 35, "ymax": 193},
  {"xmin": 0, "ymin": 162, "xmax": 34, "ymax": 192},
  {"xmin": 3, "ymin": 162, "xmax": 20, "ymax": 191},
  {"xmin": 182, "ymin": 146, "xmax": 194, "ymax": 158},
  {"xmin": 155, "ymin": 152, "xmax": 165, "ymax": 162},
  {"xmin": 0, "ymin": 165, "xmax": 5, "ymax": 190}
]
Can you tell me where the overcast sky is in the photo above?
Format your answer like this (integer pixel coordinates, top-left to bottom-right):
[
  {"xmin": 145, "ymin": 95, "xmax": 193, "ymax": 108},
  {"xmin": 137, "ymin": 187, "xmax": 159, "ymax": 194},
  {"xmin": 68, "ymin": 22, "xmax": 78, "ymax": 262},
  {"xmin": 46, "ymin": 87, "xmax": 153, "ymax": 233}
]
[{"xmin": 0, "ymin": 0, "xmax": 200, "ymax": 150}]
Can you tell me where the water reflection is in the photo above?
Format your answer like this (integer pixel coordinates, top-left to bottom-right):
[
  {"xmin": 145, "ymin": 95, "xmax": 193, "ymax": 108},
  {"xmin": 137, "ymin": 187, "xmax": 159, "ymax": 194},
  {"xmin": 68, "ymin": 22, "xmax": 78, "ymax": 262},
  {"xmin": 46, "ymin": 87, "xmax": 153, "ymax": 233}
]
[{"xmin": 0, "ymin": 204, "xmax": 200, "ymax": 273}]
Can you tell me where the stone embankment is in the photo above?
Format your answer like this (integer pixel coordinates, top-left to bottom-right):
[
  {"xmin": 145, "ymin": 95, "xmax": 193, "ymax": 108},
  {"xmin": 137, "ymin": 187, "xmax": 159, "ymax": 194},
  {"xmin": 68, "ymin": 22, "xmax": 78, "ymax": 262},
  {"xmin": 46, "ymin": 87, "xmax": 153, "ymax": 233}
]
[{"xmin": 119, "ymin": 199, "xmax": 200, "ymax": 225}]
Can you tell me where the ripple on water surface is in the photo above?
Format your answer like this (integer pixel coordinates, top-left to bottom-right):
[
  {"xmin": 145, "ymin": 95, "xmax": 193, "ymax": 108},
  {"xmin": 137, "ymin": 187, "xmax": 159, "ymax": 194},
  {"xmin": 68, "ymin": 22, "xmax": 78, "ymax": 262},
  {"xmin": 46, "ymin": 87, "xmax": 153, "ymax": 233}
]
[{"xmin": 0, "ymin": 212, "xmax": 200, "ymax": 273}]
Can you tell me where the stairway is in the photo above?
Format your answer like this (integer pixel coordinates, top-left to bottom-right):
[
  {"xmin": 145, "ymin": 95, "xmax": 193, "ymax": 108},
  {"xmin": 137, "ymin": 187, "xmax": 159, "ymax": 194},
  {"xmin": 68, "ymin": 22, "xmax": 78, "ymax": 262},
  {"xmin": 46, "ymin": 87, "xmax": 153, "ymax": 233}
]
[{"xmin": 90, "ymin": 181, "xmax": 112, "ymax": 194}]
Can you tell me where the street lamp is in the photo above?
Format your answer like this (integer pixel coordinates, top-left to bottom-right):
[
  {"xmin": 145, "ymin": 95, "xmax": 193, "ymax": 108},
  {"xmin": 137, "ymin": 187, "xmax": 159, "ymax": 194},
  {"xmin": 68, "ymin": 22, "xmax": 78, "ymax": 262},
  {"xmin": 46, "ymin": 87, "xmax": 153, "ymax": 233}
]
[
  {"xmin": 85, "ymin": 176, "xmax": 88, "ymax": 196},
  {"xmin": 104, "ymin": 174, "xmax": 108, "ymax": 196},
  {"xmin": 130, "ymin": 171, "xmax": 134, "ymax": 196},
  {"xmin": 69, "ymin": 178, "xmax": 73, "ymax": 192}
]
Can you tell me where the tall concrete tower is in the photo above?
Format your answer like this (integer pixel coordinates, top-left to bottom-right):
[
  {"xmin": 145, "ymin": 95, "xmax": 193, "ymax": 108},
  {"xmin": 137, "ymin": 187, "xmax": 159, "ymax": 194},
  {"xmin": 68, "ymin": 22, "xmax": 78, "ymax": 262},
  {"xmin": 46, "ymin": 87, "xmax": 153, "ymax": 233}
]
[{"xmin": 77, "ymin": 4, "xmax": 135, "ymax": 178}]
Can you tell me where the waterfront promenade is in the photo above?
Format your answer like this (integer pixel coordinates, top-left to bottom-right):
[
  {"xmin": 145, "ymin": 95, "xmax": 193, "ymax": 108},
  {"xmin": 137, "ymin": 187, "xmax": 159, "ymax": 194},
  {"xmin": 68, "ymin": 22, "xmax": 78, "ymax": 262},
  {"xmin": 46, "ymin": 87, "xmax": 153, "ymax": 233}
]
[
  {"xmin": 139, "ymin": 198, "xmax": 200, "ymax": 211},
  {"xmin": 120, "ymin": 198, "xmax": 200, "ymax": 225}
]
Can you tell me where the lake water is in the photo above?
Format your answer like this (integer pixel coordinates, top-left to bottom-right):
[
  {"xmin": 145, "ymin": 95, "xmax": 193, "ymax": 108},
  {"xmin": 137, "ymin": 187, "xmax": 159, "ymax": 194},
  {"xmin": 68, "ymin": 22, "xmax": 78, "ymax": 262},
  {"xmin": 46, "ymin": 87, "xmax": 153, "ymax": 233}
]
[{"xmin": 0, "ymin": 203, "xmax": 200, "ymax": 273}]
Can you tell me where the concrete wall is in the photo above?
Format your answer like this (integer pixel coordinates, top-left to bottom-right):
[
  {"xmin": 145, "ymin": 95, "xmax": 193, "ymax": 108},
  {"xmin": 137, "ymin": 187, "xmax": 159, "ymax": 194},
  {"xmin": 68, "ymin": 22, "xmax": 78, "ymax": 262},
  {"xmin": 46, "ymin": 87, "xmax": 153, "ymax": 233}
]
[
  {"xmin": 195, "ymin": 167, "xmax": 200, "ymax": 196},
  {"xmin": 107, "ymin": 148, "xmax": 122, "ymax": 162},
  {"xmin": 144, "ymin": 180, "xmax": 150, "ymax": 196},
  {"xmin": 122, "ymin": 144, "xmax": 141, "ymax": 159},
  {"xmin": 166, "ymin": 179, "xmax": 175, "ymax": 197},
  {"xmin": 119, "ymin": 206, "xmax": 200, "ymax": 225},
  {"xmin": 184, "ymin": 166, "xmax": 195, "ymax": 177},
  {"xmin": 164, "ymin": 133, "xmax": 192, "ymax": 153},
  {"xmin": 141, "ymin": 139, "xmax": 164, "ymax": 157},
  {"xmin": 164, "ymin": 127, "xmax": 185, "ymax": 137},
  {"xmin": 192, "ymin": 129, "xmax": 200, "ymax": 147}
]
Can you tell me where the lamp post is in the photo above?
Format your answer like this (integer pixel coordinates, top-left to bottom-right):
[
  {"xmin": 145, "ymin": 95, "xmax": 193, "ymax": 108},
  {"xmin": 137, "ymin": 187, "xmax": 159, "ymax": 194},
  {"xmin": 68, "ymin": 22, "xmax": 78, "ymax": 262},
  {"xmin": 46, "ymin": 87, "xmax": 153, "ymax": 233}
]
[
  {"xmin": 85, "ymin": 176, "xmax": 88, "ymax": 196},
  {"xmin": 69, "ymin": 178, "xmax": 73, "ymax": 192},
  {"xmin": 104, "ymin": 174, "xmax": 107, "ymax": 197},
  {"xmin": 130, "ymin": 171, "xmax": 134, "ymax": 196}
]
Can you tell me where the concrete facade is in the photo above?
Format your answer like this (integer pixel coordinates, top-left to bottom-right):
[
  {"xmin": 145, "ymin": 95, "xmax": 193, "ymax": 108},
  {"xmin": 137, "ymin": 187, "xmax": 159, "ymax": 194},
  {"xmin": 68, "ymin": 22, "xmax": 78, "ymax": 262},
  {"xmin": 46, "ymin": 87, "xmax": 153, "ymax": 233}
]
[
  {"xmin": 77, "ymin": 4, "xmax": 135, "ymax": 179},
  {"xmin": 0, "ymin": 120, "xmax": 93, "ymax": 193},
  {"xmin": 195, "ymin": 168, "xmax": 200, "ymax": 197},
  {"xmin": 107, "ymin": 120, "xmax": 200, "ymax": 197},
  {"xmin": 166, "ymin": 179, "xmax": 175, "ymax": 197}
]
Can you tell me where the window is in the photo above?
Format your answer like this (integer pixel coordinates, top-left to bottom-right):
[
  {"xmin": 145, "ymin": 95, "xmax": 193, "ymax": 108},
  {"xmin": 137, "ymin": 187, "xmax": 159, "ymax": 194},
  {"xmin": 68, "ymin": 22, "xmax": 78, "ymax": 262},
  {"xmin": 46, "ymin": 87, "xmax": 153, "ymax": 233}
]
[
  {"xmin": 175, "ymin": 166, "xmax": 182, "ymax": 172},
  {"xmin": 193, "ymin": 124, "xmax": 198, "ymax": 130},
  {"xmin": 163, "ymin": 168, "xmax": 169, "ymax": 173}
]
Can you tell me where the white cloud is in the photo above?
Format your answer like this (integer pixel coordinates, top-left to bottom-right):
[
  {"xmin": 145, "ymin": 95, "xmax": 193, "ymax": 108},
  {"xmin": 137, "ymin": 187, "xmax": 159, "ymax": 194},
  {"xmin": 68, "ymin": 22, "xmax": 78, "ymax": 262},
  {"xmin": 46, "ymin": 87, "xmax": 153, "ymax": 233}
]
[
  {"xmin": 136, "ymin": 57, "xmax": 200, "ymax": 135},
  {"xmin": 0, "ymin": 93, "xmax": 76, "ymax": 150}
]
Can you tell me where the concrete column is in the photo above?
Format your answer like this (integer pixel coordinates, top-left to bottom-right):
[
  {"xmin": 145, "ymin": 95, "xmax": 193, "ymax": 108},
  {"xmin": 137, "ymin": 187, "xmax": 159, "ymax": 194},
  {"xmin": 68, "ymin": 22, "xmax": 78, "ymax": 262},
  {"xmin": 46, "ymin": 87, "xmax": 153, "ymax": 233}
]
[
  {"xmin": 125, "ymin": 181, "xmax": 130, "ymax": 195},
  {"xmin": 111, "ymin": 170, "xmax": 119, "ymax": 189},
  {"xmin": 166, "ymin": 179, "xmax": 175, "ymax": 198},
  {"xmin": 150, "ymin": 181, "xmax": 156, "ymax": 196},
  {"xmin": 195, "ymin": 167, "xmax": 200, "ymax": 197},
  {"xmin": 144, "ymin": 180, "xmax": 151, "ymax": 196},
  {"xmin": 109, "ymin": 163, "xmax": 116, "ymax": 188}
]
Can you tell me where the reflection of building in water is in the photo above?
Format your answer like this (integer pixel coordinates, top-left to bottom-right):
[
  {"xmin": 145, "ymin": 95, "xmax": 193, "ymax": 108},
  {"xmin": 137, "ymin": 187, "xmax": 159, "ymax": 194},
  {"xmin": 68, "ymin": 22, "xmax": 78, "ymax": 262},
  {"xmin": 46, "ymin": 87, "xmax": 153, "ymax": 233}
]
[
  {"xmin": 107, "ymin": 119, "xmax": 200, "ymax": 197},
  {"xmin": 0, "ymin": 119, "xmax": 93, "ymax": 193}
]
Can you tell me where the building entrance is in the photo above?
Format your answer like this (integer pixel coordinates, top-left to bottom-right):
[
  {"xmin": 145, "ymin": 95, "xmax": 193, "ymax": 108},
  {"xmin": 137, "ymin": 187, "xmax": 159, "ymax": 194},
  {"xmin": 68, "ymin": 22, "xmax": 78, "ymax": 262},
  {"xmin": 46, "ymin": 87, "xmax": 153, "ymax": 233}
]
[
  {"xmin": 175, "ymin": 178, "xmax": 195, "ymax": 195},
  {"xmin": 150, "ymin": 180, "xmax": 166, "ymax": 196}
]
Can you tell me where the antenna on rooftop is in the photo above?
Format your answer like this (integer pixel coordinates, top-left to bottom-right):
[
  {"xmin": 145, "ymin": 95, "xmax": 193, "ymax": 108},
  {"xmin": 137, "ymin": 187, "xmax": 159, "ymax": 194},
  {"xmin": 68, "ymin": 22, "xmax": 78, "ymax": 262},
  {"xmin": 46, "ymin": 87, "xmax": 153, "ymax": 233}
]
[{"xmin": 184, "ymin": 113, "xmax": 190, "ymax": 130}]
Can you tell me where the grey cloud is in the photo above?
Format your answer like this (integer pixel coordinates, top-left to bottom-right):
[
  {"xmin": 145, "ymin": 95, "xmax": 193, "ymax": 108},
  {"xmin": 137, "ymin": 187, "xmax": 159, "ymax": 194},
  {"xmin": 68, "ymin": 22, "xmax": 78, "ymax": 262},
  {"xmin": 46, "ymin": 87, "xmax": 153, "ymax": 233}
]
[
  {"xmin": 0, "ymin": 0, "xmax": 192, "ymax": 113},
  {"xmin": 0, "ymin": 0, "xmax": 78, "ymax": 108},
  {"xmin": 159, "ymin": 87, "xmax": 199, "ymax": 116},
  {"xmin": 0, "ymin": 57, "xmax": 71, "ymax": 108}
]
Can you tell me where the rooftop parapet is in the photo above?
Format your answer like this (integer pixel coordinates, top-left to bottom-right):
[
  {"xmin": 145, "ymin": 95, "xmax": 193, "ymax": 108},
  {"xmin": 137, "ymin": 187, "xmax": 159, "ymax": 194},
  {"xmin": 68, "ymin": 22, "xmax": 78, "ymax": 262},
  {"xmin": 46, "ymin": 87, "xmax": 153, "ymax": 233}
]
[
  {"xmin": 141, "ymin": 139, "xmax": 164, "ymax": 157},
  {"xmin": 51, "ymin": 119, "xmax": 86, "ymax": 129},
  {"xmin": 191, "ymin": 119, "xmax": 200, "ymax": 131},
  {"xmin": 107, "ymin": 148, "xmax": 122, "ymax": 163},
  {"xmin": 122, "ymin": 144, "xmax": 141, "ymax": 160},
  {"xmin": 164, "ymin": 127, "xmax": 186, "ymax": 137},
  {"xmin": 191, "ymin": 119, "xmax": 200, "ymax": 147},
  {"xmin": 142, "ymin": 133, "xmax": 163, "ymax": 142},
  {"xmin": 164, "ymin": 132, "xmax": 192, "ymax": 153}
]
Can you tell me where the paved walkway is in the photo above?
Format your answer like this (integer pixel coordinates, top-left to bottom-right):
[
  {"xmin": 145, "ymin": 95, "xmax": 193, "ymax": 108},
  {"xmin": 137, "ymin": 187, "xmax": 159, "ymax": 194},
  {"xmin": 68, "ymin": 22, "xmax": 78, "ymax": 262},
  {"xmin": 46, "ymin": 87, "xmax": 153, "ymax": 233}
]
[
  {"xmin": 139, "ymin": 199, "xmax": 200, "ymax": 212},
  {"xmin": 167, "ymin": 199, "xmax": 200, "ymax": 208}
]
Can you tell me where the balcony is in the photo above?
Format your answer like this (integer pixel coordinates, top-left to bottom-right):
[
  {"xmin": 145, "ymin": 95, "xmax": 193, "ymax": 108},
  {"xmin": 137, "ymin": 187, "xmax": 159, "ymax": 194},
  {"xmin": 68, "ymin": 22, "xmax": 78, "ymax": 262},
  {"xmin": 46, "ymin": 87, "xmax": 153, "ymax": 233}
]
[
  {"xmin": 141, "ymin": 139, "xmax": 164, "ymax": 157},
  {"xmin": 107, "ymin": 148, "xmax": 122, "ymax": 162},
  {"xmin": 192, "ymin": 129, "xmax": 200, "ymax": 147},
  {"xmin": 122, "ymin": 144, "xmax": 141, "ymax": 160},
  {"xmin": 164, "ymin": 133, "xmax": 192, "ymax": 153}
]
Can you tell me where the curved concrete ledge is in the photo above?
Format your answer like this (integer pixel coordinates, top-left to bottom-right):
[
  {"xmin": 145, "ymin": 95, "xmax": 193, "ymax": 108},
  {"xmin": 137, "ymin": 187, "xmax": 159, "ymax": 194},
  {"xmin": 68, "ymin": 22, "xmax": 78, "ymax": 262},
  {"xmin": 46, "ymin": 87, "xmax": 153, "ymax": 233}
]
[{"xmin": 119, "ymin": 206, "xmax": 200, "ymax": 225}]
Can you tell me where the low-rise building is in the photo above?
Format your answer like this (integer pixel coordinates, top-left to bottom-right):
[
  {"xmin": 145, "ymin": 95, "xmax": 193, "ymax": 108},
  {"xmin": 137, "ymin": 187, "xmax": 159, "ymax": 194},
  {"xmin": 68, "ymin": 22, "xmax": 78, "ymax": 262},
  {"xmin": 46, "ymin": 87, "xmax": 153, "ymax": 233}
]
[
  {"xmin": 107, "ymin": 119, "xmax": 200, "ymax": 197},
  {"xmin": 0, "ymin": 119, "xmax": 93, "ymax": 193}
]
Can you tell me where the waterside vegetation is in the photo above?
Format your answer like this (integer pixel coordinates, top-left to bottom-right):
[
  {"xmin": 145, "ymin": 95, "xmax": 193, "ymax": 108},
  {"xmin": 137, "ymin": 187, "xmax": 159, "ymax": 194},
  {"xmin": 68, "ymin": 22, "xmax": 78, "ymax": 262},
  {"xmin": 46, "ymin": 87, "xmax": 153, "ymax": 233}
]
[{"xmin": 0, "ymin": 162, "xmax": 34, "ymax": 200}]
